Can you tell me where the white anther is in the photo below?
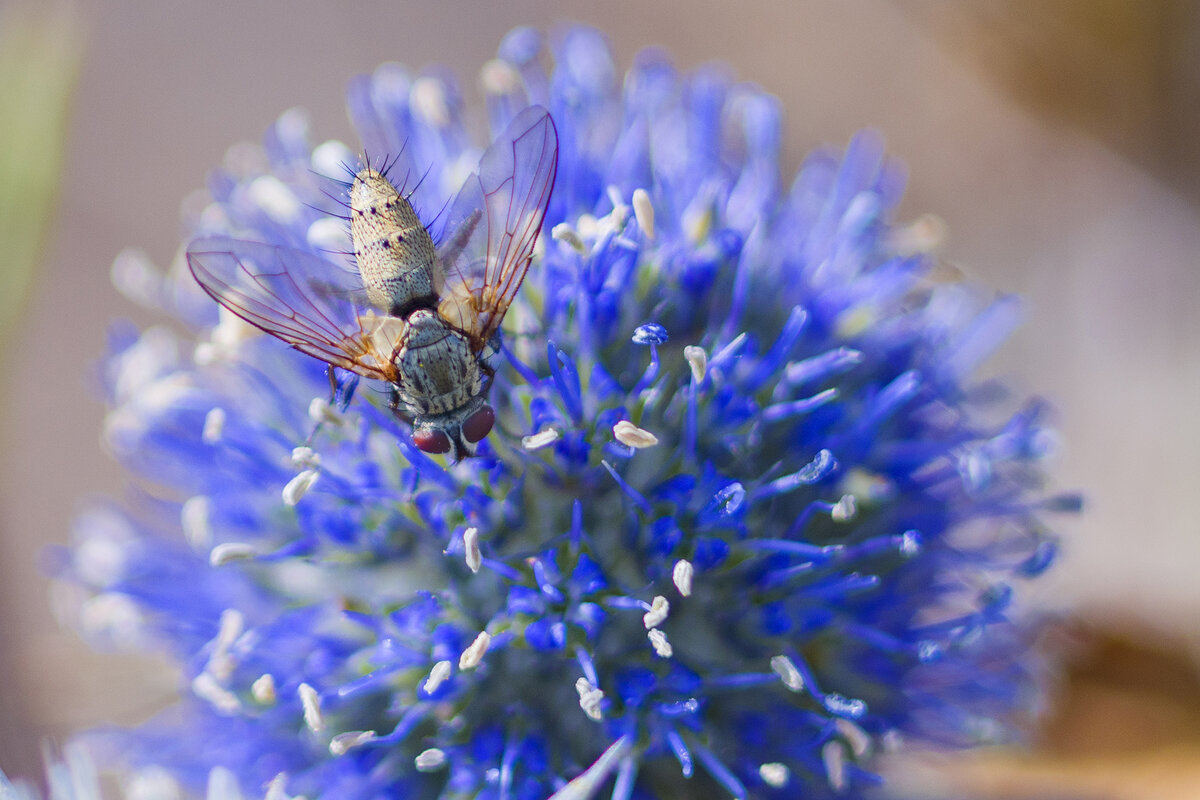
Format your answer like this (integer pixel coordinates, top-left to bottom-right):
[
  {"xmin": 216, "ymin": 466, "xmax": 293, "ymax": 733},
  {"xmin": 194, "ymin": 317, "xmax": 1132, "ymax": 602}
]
[
  {"xmin": 522, "ymin": 427, "xmax": 560, "ymax": 450},
  {"xmin": 481, "ymin": 59, "xmax": 522, "ymax": 95},
  {"xmin": 575, "ymin": 677, "xmax": 605, "ymax": 721},
  {"xmin": 672, "ymin": 560, "xmax": 694, "ymax": 597},
  {"xmin": 248, "ymin": 176, "xmax": 301, "ymax": 224},
  {"xmin": 205, "ymin": 767, "xmax": 240, "ymax": 800},
  {"xmin": 291, "ymin": 446, "xmax": 321, "ymax": 469},
  {"xmin": 298, "ymin": 683, "xmax": 324, "ymax": 732},
  {"xmin": 264, "ymin": 773, "xmax": 290, "ymax": 800},
  {"xmin": 330, "ymin": 730, "xmax": 376, "ymax": 757},
  {"xmin": 110, "ymin": 247, "xmax": 160, "ymax": 309},
  {"xmin": 822, "ymin": 740, "xmax": 847, "ymax": 792},
  {"xmin": 459, "ymin": 631, "xmax": 492, "ymax": 670},
  {"xmin": 191, "ymin": 672, "xmax": 240, "ymax": 715},
  {"xmin": 311, "ymin": 139, "xmax": 356, "ymax": 180},
  {"xmin": 759, "ymin": 762, "xmax": 790, "ymax": 788},
  {"xmin": 423, "ymin": 660, "xmax": 452, "ymax": 694},
  {"xmin": 308, "ymin": 397, "xmax": 342, "ymax": 426},
  {"xmin": 209, "ymin": 542, "xmax": 257, "ymax": 567},
  {"xmin": 835, "ymin": 718, "xmax": 872, "ymax": 757},
  {"xmin": 252, "ymin": 673, "xmax": 277, "ymax": 705},
  {"xmin": 831, "ymin": 494, "xmax": 857, "ymax": 522},
  {"xmin": 282, "ymin": 469, "xmax": 319, "ymax": 506},
  {"xmin": 552, "ymin": 223, "xmax": 586, "ymax": 253},
  {"xmin": 202, "ymin": 408, "xmax": 226, "ymax": 444},
  {"xmin": 463, "ymin": 527, "xmax": 482, "ymax": 573},
  {"xmin": 632, "ymin": 188, "xmax": 655, "ymax": 240},
  {"xmin": 770, "ymin": 655, "xmax": 805, "ymax": 693},
  {"xmin": 613, "ymin": 420, "xmax": 658, "ymax": 449},
  {"xmin": 411, "ymin": 77, "xmax": 450, "ymax": 126},
  {"xmin": 181, "ymin": 496, "xmax": 212, "ymax": 551},
  {"xmin": 604, "ymin": 187, "xmax": 629, "ymax": 232},
  {"xmin": 414, "ymin": 748, "xmax": 446, "ymax": 772},
  {"xmin": 307, "ymin": 216, "xmax": 350, "ymax": 253},
  {"xmin": 684, "ymin": 346, "xmax": 707, "ymax": 383},
  {"xmin": 647, "ymin": 629, "xmax": 672, "ymax": 658},
  {"xmin": 888, "ymin": 212, "xmax": 948, "ymax": 256},
  {"xmin": 205, "ymin": 609, "xmax": 243, "ymax": 681},
  {"xmin": 126, "ymin": 767, "xmax": 181, "ymax": 800},
  {"xmin": 642, "ymin": 596, "xmax": 670, "ymax": 629}
]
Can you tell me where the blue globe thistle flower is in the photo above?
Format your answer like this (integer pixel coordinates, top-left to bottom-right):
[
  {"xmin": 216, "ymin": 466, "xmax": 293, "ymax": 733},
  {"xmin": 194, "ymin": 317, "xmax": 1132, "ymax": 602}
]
[{"xmin": 57, "ymin": 25, "xmax": 1077, "ymax": 800}]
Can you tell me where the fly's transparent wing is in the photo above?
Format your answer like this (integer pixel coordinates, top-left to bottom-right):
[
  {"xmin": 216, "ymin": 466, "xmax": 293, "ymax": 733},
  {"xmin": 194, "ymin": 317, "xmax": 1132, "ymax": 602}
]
[
  {"xmin": 434, "ymin": 105, "xmax": 558, "ymax": 347},
  {"xmin": 186, "ymin": 236, "xmax": 400, "ymax": 382}
]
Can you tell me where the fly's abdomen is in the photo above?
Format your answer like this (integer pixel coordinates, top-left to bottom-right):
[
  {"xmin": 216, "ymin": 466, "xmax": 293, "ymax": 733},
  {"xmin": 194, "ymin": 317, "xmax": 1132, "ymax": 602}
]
[{"xmin": 350, "ymin": 168, "xmax": 438, "ymax": 315}]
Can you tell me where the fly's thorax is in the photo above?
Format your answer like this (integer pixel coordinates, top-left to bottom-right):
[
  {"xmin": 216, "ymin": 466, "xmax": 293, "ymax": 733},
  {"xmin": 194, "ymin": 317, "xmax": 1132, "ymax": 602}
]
[
  {"xmin": 394, "ymin": 309, "xmax": 485, "ymax": 417},
  {"xmin": 350, "ymin": 168, "xmax": 438, "ymax": 315}
]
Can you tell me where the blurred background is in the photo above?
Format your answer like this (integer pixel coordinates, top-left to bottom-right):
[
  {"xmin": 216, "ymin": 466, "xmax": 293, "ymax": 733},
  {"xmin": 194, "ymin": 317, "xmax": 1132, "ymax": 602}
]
[{"xmin": 1, "ymin": 1, "xmax": 1198, "ymax": 797}]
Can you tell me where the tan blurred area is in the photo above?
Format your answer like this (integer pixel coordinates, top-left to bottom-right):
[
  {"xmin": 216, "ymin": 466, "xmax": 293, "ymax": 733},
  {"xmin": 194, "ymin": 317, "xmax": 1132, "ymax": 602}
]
[{"xmin": 1, "ymin": 1, "xmax": 1198, "ymax": 796}]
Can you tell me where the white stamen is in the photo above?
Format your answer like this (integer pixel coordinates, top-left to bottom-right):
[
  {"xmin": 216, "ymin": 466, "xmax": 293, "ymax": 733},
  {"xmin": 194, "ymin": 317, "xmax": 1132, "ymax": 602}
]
[
  {"xmin": 604, "ymin": 187, "xmax": 629, "ymax": 232},
  {"xmin": 684, "ymin": 345, "xmax": 707, "ymax": 383},
  {"xmin": 481, "ymin": 59, "xmax": 522, "ymax": 95},
  {"xmin": 613, "ymin": 420, "xmax": 658, "ymax": 449},
  {"xmin": 463, "ymin": 527, "xmax": 482, "ymax": 573},
  {"xmin": 248, "ymin": 176, "xmax": 301, "ymax": 225},
  {"xmin": 899, "ymin": 530, "xmax": 922, "ymax": 557},
  {"xmin": 291, "ymin": 446, "xmax": 321, "ymax": 469},
  {"xmin": 522, "ymin": 427, "xmax": 560, "ymax": 450},
  {"xmin": 831, "ymin": 494, "xmax": 857, "ymax": 522},
  {"xmin": 126, "ymin": 767, "xmax": 181, "ymax": 800},
  {"xmin": 110, "ymin": 247, "xmax": 161, "ymax": 309},
  {"xmin": 181, "ymin": 496, "xmax": 212, "ymax": 551},
  {"xmin": 552, "ymin": 223, "xmax": 586, "ymax": 253},
  {"xmin": 647, "ymin": 629, "xmax": 672, "ymax": 658},
  {"xmin": 414, "ymin": 748, "xmax": 446, "ymax": 772},
  {"xmin": 264, "ymin": 773, "xmax": 290, "ymax": 800},
  {"xmin": 423, "ymin": 660, "xmax": 453, "ymax": 694},
  {"xmin": 642, "ymin": 596, "xmax": 670, "ymax": 629},
  {"xmin": 330, "ymin": 730, "xmax": 376, "ymax": 757},
  {"xmin": 298, "ymin": 683, "xmax": 324, "ymax": 732},
  {"xmin": 889, "ymin": 212, "xmax": 947, "ymax": 256},
  {"xmin": 191, "ymin": 672, "xmax": 240, "ymax": 715},
  {"xmin": 205, "ymin": 609, "xmax": 243, "ymax": 681},
  {"xmin": 631, "ymin": 188, "xmax": 655, "ymax": 240},
  {"xmin": 672, "ymin": 560, "xmax": 694, "ymax": 597},
  {"xmin": 311, "ymin": 139, "xmax": 356, "ymax": 179},
  {"xmin": 759, "ymin": 762, "xmax": 790, "ymax": 788},
  {"xmin": 202, "ymin": 408, "xmax": 226, "ymax": 444},
  {"xmin": 282, "ymin": 469, "xmax": 320, "ymax": 506},
  {"xmin": 770, "ymin": 655, "xmax": 805, "ymax": 693},
  {"xmin": 411, "ymin": 77, "xmax": 450, "ymax": 126},
  {"xmin": 575, "ymin": 677, "xmax": 605, "ymax": 721},
  {"xmin": 822, "ymin": 740, "xmax": 847, "ymax": 792},
  {"xmin": 308, "ymin": 397, "xmax": 342, "ymax": 426},
  {"xmin": 79, "ymin": 593, "xmax": 144, "ymax": 646},
  {"xmin": 459, "ymin": 631, "xmax": 492, "ymax": 670},
  {"xmin": 209, "ymin": 542, "xmax": 257, "ymax": 567},
  {"xmin": 835, "ymin": 718, "xmax": 872, "ymax": 757},
  {"xmin": 252, "ymin": 673, "xmax": 277, "ymax": 705},
  {"xmin": 205, "ymin": 767, "xmax": 241, "ymax": 800},
  {"xmin": 307, "ymin": 216, "xmax": 350, "ymax": 253}
]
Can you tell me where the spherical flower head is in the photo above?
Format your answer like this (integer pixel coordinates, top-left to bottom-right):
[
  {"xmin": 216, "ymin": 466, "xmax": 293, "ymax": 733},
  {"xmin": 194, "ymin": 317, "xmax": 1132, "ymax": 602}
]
[{"xmin": 57, "ymin": 25, "xmax": 1077, "ymax": 800}]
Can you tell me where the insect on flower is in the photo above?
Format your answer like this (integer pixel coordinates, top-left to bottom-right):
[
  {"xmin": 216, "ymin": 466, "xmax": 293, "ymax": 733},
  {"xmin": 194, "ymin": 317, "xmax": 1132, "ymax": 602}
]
[{"xmin": 187, "ymin": 106, "xmax": 558, "ymax": 460}]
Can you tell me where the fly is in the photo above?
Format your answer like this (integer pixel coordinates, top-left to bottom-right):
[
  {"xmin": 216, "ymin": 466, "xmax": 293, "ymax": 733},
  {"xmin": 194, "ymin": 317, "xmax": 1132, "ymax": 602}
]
[{"xmin": 187, "ymin": 105, "xmax": 558, "ymax": 461}]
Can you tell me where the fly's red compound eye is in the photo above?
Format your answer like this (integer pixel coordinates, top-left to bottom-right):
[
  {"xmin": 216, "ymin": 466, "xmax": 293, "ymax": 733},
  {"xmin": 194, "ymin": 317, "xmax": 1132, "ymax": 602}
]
[
  {"xmin": 462, "ymin": 406, "xmax": 495, "ymax": 443},
  {"xmin": 413, "ymin": 428, "xmax": 452, "ymax": 454}
]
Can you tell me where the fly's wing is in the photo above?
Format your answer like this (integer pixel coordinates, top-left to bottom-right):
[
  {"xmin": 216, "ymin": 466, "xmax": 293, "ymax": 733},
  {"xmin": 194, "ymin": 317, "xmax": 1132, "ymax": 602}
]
[
  {"xmin": 187, "ymin": 236, "xmax": 400, "ymax": 382},
  {"xmin": 435, "ymin": 105, "xmax": 558, "ymax": 347}
]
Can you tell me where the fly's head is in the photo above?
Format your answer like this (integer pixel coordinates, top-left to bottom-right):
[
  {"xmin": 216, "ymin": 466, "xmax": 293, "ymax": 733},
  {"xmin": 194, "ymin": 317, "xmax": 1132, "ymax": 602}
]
[{"xmin": 408, "ymin": 395, "xmax": 496, "ymax": 462}]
